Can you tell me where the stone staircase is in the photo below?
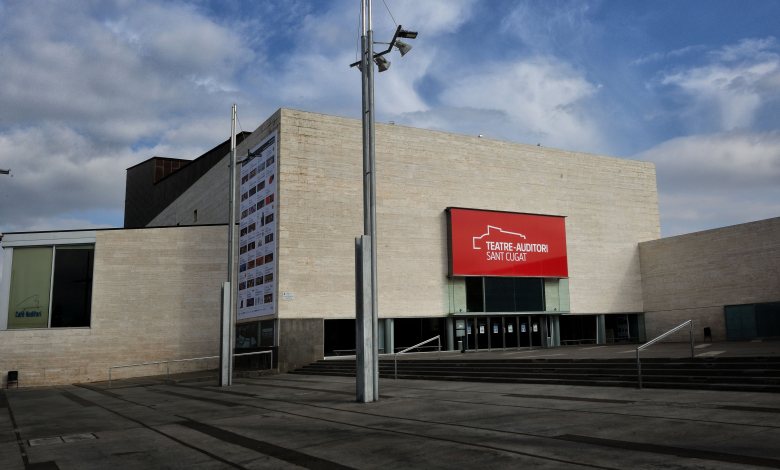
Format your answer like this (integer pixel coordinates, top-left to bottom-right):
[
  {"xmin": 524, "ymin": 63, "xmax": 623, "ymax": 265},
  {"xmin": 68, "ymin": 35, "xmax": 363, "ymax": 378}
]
[{"xmin": 291, "ymin": 356, "xmax": 780, "ymax": 392}]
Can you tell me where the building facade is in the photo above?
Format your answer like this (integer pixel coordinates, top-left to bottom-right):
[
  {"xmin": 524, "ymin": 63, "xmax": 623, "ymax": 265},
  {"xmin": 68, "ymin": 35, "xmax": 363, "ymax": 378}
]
[
  {"xmin": 1, "ymin": 226, "xmax": 227, "ymax": 386},
  {"xmin": 2, "ymin": 108, "xmax": 778, "ymax": 387},
  {"xmin": 142, "ymin": 109, "xmax": 661, "ymax": 365}
]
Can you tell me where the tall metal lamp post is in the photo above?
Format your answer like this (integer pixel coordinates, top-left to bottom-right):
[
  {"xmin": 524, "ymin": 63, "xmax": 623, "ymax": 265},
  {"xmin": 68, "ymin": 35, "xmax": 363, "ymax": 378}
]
[
  {"xmin": 352, "ymin": 0, "xmax": 417, "ymax": 403},
  {"xmin": 220, "ymin": 104, "xmax": 238, "ymax": 387}
]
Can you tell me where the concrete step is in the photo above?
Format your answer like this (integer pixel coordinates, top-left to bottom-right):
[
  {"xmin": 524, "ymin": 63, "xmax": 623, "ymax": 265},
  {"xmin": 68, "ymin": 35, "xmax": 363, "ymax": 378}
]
[{"xmin": 291, "ymin": 356, "xmax": 780, "ymax": 392}]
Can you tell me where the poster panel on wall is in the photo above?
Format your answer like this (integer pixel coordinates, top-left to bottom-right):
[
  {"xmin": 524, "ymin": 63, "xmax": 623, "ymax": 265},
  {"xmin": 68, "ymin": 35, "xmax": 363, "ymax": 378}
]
[
  {"xmin": 447, "ymin": 207, "xmax": 568, "ymax": 278},
  {"xmin": 237, "ymin": 131, "xmax": 278, "ymax": 321}
]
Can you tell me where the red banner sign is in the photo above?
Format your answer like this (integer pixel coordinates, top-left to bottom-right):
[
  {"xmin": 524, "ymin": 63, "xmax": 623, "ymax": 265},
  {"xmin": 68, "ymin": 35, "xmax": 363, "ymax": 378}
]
[{"xmin": 447, "ymin": 208, "xmax": 568, "ymax": 277}]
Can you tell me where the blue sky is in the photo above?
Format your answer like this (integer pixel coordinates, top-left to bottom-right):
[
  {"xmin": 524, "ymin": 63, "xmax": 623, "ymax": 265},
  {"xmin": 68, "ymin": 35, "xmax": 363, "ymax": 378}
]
[{"xmin": 0, "ymin": 0, "xmax": 778, "ymax": 247}]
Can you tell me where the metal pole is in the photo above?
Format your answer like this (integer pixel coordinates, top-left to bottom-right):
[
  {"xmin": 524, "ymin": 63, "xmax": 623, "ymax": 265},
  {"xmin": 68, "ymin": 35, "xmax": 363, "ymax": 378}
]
[
  {"xmin": 636, "ymin": 348, "xmax": 642, "ymax": 389},
  {"xmin": 689, "ymin": 321, "xmax": 694, "ymax": 358},
  {"xmin": 358, "ymin": 0, "xmax": 379, "ymax": 402},
  {"xmin": 221, "ymin": 104, "xmax": 238, "ymax": 387}
]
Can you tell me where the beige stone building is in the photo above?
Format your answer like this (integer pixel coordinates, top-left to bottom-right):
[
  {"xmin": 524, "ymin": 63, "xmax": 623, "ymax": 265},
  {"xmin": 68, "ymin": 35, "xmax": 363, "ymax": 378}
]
[{"xmin": 2, "ymin": 109, "xmax": 778, "ymax": 387}]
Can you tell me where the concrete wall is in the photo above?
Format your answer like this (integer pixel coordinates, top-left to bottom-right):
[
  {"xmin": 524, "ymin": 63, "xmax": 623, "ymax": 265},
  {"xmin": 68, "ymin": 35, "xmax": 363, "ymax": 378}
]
[
  {"xmin": 0, "ymin": 226, "xmax": 227, "ymax": 387},
  {"xmin": 276, "ymin": 109, "xmax": 660, "ymax": 321},
  {"xmin": 639, "ymin": 217, "xmax": 780, "ymax": 341},
  {"xmin": 277, "ymin": 318, "xmax": 324, "ymax": 372}
]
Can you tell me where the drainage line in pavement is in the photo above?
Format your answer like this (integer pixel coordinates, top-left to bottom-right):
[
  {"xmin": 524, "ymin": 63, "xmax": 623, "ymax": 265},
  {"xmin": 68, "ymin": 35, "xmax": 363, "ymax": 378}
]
[
  {"xmin": 176, "ymin": 380, "xmax": 780, "ymax": 468},
  {"xmin": 167, "ymin": 387, "xmax": 618, "ymax": 470},
  {"xmin": 178, "ymin": 419, "xmax": 357, "ymax": 470},
  {"xmin": 1, "ymin": 390, "xmax": 60, "ymax": 470},
  {"xmin": 557, "ymin": 434, "xmax": 780, "ymax": 469},
  {"xmin": 71, "ymin": 385, "xmax": 247, "ymax": 469}
]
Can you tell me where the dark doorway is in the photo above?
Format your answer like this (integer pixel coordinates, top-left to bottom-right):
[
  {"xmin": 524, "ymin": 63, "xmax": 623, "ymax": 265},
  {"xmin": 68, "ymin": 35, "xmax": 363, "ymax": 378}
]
[
  {"xmin": 530, "ymin": 316, "xmax": 543, "ymax": 346},
  {"xmin": 393, "ymin": 318, "xmax": 446, "ymax": 352},
  {"xmin": 560, "ymin": 315, "xmax": 597, "ymax": 344},
  {"xmin": 465, "ymin": 318, "xmax": 476, "ymax": 349},
  {"xmin": 489, "ymin": 317, "xmax": 503, "ymax": 349},
  {"xmin": 505, "ymin": 317, "xmax": 519, "ymax": 348},
  {"xmin": 726, "ymin": 302, "xmax": 780, "ymax": 340},
  {"xmin": 324, "ymin": 319, "xmax": 355, "ymax": 356},
  {"xmin": 519, "ymin": 317, "xmax": 530, "ymax": 347},
  {"xmin": 604, "ymin": 314, "xmax": 640, "ymax": 343},
  {"xmin": 476, "ymin": 317, "xmax": 489, "ymax": 349}
]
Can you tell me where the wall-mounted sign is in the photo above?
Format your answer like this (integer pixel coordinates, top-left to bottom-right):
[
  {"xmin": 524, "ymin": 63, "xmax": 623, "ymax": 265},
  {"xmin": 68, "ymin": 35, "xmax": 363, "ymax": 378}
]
[
  {"xmin": 455, "ymin": 319, "xmax": 466, "ymax": 337},
  {"xmin": 447, "ymin": 208, "xmax": 568, "ymax": 277},
  {"xmin": 237, "ymin": 131, "xmax": 278, "ymax": 321}
]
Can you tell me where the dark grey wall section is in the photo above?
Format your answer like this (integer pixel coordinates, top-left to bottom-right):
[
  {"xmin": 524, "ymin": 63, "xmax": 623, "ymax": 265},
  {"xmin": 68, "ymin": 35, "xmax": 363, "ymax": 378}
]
[
  {"xmin": 639, "ymin": 217, "xmax": 780, "ymax": 341},
  {"xmin": 278, "ymin": 318, "xmax": 324, "ymax": 372},
  {"xmin": 124, "ymin": 132, "xmax": 251, "ymax": 228}
]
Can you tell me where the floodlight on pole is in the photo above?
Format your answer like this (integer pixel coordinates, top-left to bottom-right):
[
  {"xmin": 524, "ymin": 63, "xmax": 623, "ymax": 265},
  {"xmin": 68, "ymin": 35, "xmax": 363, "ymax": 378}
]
[
  {"xmin": 374, "ymin": 55, "xmax": 391, "ymax": 72},
  {"xmin": 349, "ymin": 24, "xmax": 418, "ymax": 69},
  {"xmin": 397, "ymin": 28, "xmax": 418, "ymax": 39},
  {"xmin": 394, "ymin": 40, "xmax": 412, "ymax": 56}
]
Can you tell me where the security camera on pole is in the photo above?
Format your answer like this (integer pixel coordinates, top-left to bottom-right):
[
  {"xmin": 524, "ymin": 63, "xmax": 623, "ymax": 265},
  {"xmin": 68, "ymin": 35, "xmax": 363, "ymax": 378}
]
[{"xmin": 352, "ymin": 0, "xmax": 417, "ymax": 403}]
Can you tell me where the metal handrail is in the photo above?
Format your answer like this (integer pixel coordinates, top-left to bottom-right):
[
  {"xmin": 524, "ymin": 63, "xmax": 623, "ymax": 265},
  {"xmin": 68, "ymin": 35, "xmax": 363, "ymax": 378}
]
[
  {"xmin": 108, "ymin": 350, "xmax": 273, "ymax": 388},
  {"xmin": 394, "ymin": 335, "xmax": 441, "ymax": 380},
  {"xmin": 636, "ymin": 320, "xmax": 693, "ymax": 389}
]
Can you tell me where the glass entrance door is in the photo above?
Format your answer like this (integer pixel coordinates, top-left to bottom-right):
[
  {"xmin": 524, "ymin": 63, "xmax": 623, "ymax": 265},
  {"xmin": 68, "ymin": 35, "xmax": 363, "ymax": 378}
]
[
  {"xmin": 476, "ymin": 317, "xmax": 488, "ymax": 349},
  {"xmin": 465, "ymin": 317, "xmax": 476, "ymax": 350},
  {"xmin": 505, "ymin": 317, "xmax": 519, "ymax": 348},
  {"xmin": 519, "ymin": 317, "xmax": 530, "ymax": 347},
  {"xmin": 530, "ymin": 316, "xmax": 543, "ymax": 347},
  {"xmin": 489, "ymin": 317, "xmax": 503, "ymax": 349}
]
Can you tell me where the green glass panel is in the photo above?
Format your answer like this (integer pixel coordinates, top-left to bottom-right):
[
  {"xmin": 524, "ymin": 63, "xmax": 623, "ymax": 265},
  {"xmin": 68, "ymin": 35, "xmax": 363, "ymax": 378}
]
[
  {"xmin": 558, "ymin": 278, "xmax": 571, "ymax": 312},
  {"xmin": 8, "ymin": 247, "xmax": 53, "ymax": 329},
  {"xmin": 544, "ymin": 279, "xmax": 560, "ymax": 312}
]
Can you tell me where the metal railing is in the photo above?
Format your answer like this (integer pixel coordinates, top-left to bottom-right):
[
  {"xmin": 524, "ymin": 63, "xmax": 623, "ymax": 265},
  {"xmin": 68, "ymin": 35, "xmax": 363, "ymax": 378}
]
[
  {"xmin": 394, "ymin": 335, "xmax": 441, "ymax": 380},
  {"xmin": 636, "ymin": 320, "xmax": 693, "ymax": 389},
  {"xmin": 108, "ymin": 350, "xmax": 273, "ymax": 388}
]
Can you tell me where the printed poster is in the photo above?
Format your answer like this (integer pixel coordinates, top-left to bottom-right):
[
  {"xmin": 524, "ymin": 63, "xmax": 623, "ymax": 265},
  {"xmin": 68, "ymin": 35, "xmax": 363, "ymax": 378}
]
[{"xmin": 237, "ymin": 131, "xmax": 278, "ymax": 321}]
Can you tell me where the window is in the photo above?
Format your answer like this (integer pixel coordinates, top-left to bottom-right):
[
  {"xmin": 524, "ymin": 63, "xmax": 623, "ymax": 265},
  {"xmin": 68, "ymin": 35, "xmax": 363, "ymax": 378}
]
[
  {"xmin": 7, "ymin": 245, "xmax": 94, "ymax": 329},
  {"xmin": 464, "ymin": 277, "xmax": 545, "ymax": 312},
  {"xmin": 50, "ymin": 247, "xmax": 94, "ymax": 327}
]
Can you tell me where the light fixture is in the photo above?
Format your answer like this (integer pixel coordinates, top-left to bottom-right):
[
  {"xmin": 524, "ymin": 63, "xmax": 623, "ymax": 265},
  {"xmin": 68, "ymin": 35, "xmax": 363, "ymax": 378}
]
[
  {"xmin": 397, "ymin": 28, "xmax": 418, "ymax": 39},
  {"xmin": 394, "ymin": 40, "xmax": 412, "ymax": 56},
  {"xmin": 374, "ymin": 55, "xmax": 391, "ymax": 72},
  {"xmin": 348, "ymin": 25, "xmax": 418, "ymax": 71}
]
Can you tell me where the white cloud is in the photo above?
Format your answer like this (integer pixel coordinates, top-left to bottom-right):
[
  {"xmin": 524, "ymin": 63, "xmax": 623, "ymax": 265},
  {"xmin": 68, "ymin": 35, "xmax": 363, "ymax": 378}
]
[
  {"xmin": 500, "ymin": 2, "xmax": 597, "ymax": 53},
  {"xmin": 375, "ymin": 0, "xmax": 475, "ymax": 35},
  {"xmin": 636, "ymin": 131, "xmax": 780, "ymax": 235},
  {"xmin": 658, "ymin": 37, "xmax": 780, "ymax": 131},
  {"xmin": 407, "ymin": 57, "xmax": 602, "ymax": 152},
  {"xmin": 0, "ymin": 125, "xmax": 134, "ymax": 227},
  {"xmin": 638, "ymin": 131, "xmax": 780, "ymax": 187},
  {"xmin": 632, "ymin": 45, "xmax": 707, "ymax": 66},
  {"xmin": 0, "ymin": 1, "xmax": 263, "ymax": 233}
]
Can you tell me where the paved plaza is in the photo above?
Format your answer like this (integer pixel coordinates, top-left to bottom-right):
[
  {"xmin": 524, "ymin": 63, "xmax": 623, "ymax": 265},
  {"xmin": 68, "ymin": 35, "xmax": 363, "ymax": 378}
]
[{"xmin": 2, "ymin": 343, "xmax": 780, "ymax": 470}]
